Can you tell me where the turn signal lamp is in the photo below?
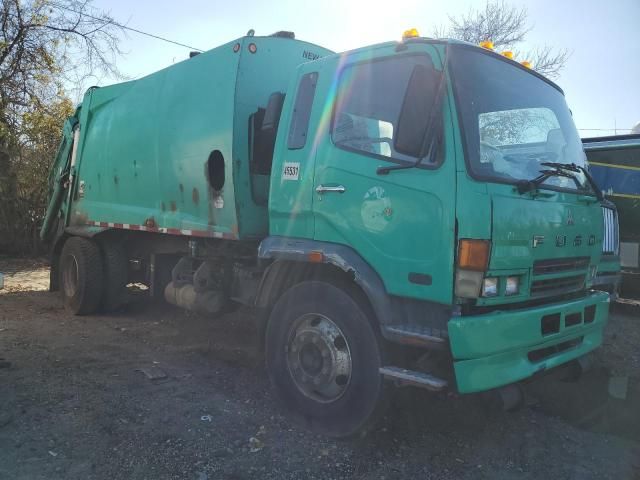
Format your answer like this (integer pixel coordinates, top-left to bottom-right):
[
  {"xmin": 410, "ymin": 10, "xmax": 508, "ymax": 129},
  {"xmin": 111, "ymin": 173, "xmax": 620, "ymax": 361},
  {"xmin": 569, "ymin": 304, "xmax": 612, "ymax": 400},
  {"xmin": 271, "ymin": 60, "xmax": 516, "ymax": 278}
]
[
  {"xmin": 308, "ymin": 251, "xmax": 324, "ymax": 263},
  {"xmin": 502, "ymin": 50, "xmax": 514, "ymax": 59},
  {"xmin": 521, "ymin": 60, "xmax": 532, "ymax": 69},
  {"xmin": 403, "ymin": 28, "xmax": 420, "ymax": 39},
  {"xmin": 479, "ymin": 40, "xmax": 494, "ymax": 50},
  {"xmin": 455, "ymin": 239, "xmax": 491, "ymax": 298},
  {"xmin": 458, "ymin": 239, "xmax": 490, "ymax": 272}
]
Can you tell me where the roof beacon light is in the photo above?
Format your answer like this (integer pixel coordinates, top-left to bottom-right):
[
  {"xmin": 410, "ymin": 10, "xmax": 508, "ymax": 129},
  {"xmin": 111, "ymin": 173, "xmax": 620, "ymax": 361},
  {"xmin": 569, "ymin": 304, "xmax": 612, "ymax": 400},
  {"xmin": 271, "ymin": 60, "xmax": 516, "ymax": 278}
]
[
  {"xmin": 521, "ymin": 60, "xmax": 532, "ymax": 69},
  {"xmin": 502, "ymin": 50, "xmax": 514, "ymax": 59},
  {"xmin": 403, "ymin": 28, "xmax": 420, "ymax": 40},
  {"xmin": 479, "ymin": 40, "xmax": 494, "ymax": 50}
]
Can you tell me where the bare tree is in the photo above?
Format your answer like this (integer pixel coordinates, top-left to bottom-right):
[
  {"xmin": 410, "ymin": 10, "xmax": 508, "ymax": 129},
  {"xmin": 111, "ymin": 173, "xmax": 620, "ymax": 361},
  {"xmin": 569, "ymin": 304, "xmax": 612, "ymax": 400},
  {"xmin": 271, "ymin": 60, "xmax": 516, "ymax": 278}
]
[
  {"xmin": 525, "ymin": 46, "xmax": 570, "ymax": 79},
  {"xmin": 1, "ymin": 0, "xmax": 124, "ymax": 129},
  {"xmin": 435, "ymin": 1, "xmax": 570, "ymax": 80},
  {"xmin": 0, "ymin": 0, "xmax": 124, "ymax": 254}
]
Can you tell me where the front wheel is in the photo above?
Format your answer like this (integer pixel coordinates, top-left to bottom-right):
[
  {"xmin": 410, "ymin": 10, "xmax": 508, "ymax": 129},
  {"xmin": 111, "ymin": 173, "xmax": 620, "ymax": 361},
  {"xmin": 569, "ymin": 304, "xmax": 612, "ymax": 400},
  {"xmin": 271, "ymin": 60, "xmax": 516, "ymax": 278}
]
[{"xmin": 265, "ymin": 281, "xmax": 387, "ymax": 437}]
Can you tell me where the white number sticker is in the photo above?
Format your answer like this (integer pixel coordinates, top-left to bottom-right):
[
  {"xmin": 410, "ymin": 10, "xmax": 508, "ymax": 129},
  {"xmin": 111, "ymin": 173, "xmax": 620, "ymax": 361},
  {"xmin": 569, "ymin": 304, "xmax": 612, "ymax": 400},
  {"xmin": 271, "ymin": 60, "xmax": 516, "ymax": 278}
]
[{"xmin": 282, "ymin": 162, "xmax": 300, "ymax": 181}]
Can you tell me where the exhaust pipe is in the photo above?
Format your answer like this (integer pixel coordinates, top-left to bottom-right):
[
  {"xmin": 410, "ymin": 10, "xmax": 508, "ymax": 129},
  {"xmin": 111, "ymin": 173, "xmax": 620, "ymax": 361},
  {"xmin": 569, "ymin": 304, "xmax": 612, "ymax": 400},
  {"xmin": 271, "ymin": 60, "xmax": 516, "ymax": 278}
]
[
  {"xmin": 483, "ymin": 383, "xmax": 524, "ymax": 412},
  {"xmin": 562, "ymin": 354, "xmax": 593, "ymax": 383},
  {"xmin": 164, "ymin": 282, "xmax": 225, "ymax": 315}
]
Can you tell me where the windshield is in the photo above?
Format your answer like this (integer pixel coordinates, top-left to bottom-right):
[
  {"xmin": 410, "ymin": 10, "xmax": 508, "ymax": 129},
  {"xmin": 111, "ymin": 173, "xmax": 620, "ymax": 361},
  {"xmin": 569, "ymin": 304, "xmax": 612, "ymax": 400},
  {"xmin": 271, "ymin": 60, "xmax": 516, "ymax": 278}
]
[{"xmin": 450, "ymin": 46, "xmax": 590, "ymax": 192}]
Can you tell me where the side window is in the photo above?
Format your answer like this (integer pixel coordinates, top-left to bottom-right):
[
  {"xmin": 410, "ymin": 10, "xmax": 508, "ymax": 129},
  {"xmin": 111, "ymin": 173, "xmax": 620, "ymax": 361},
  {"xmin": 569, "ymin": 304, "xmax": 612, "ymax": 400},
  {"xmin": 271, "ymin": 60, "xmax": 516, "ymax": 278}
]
[
  {"xmin": 288, "ymin": 72, "xmax": 318, "ymax": 149},
  {"xmin": 332, "ymin": 55, "xmax": 441, "ymax": 164}
]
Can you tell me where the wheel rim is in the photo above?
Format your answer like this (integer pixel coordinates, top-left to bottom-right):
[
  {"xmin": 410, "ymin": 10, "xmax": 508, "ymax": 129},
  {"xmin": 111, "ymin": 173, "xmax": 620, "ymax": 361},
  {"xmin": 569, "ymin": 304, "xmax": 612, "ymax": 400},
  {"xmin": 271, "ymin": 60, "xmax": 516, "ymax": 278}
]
[
  {"xmin": 286, "ymin": 313, "xmax": 352, "ymax": 403},
  {"xmin": 61, "ymin": 254, "xmax": 79, "ymax": 299}
]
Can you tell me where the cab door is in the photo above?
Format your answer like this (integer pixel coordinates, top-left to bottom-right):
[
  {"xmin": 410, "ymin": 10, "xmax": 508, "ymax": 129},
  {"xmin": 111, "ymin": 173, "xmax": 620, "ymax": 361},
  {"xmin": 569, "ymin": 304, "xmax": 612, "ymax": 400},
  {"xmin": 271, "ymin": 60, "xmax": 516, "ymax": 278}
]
[{"xmin": 312, "ymin": 45, "xmax": 457, "ymax": 304}]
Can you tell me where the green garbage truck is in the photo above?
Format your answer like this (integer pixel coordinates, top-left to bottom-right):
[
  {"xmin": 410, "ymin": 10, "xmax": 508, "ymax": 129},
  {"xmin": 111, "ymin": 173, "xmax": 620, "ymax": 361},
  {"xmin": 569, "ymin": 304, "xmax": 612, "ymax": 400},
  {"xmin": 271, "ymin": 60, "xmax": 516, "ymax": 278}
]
[{"xmin": 42, "ymin": 30, "xmax": 612, "ymax": 436}]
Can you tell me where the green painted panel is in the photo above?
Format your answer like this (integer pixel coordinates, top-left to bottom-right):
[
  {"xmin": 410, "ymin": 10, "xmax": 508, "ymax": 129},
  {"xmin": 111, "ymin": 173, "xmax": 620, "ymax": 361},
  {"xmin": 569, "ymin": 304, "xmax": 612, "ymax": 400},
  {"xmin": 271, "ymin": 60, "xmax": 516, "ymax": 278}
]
[
  {"xmin": 71, "ymin": 42, "xmax": 240, "ymax": 234},
  {"xmin": 310, "ymin": 43, "xmax": 457, "ymax": 303},
  {"xmin": 68, "ymin": 36, "xmax": 332, "ymax": 239},
  {"xmin": 489, "ymin": 184, "xmax": 603, "ymax": 270},
  {"xmin": 454, "ymin": 326, "xmax": 604, "ymax": 393},
  {"xmin": 233, "ymin": 38, "xmax": 333, "ymax": 238},
  {"xmin": 269, "ymin": 57, "xmax": 334, "ymax": 239},
  {"xmin": 450, "ymin": 290, "xmax": 609, "ymax": 392}
]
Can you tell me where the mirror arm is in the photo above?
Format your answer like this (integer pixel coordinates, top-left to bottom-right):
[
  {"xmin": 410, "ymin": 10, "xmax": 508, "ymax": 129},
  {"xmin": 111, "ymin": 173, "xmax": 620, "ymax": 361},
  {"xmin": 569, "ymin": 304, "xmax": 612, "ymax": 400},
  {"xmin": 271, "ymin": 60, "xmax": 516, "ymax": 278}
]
[{"xmin": 377, "ymin": 129, "xmax": 440, "ymax": 175}]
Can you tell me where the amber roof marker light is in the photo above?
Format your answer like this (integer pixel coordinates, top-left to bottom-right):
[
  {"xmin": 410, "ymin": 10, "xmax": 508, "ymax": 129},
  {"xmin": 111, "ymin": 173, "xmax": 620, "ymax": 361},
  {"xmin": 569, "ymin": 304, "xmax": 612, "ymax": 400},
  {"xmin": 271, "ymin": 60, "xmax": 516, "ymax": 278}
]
[
  {"xmin": 479, "ymin": 40, "xmax": 494, "ymax": 50},
  {"xmin": 402, "ymin": 28, "xmax": 420, "ymax": 40}
]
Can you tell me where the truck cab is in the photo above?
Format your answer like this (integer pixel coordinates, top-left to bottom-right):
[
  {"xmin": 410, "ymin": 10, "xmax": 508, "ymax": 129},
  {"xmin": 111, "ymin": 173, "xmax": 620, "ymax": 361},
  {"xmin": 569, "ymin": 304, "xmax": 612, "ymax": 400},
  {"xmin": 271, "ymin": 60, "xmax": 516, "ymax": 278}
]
[
  {"xmin": 264, "ymin": 36, "xmax": 609, "ymax": 392},
  {"xmin": 44, "ymin": 32, "xmax": 611, "ymax": 437}
]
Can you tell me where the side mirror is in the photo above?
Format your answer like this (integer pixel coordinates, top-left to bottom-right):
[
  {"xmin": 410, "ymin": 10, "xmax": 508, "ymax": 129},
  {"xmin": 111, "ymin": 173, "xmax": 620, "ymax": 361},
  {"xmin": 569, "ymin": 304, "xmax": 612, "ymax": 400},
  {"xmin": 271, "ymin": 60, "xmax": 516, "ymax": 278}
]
[
  {"xmin": 394, "ymin": 63, "xmax": 442, "ymax": 158},
  {"xmin": 262, "ymin": 92, "xmax": 285, "ymax": 131}
]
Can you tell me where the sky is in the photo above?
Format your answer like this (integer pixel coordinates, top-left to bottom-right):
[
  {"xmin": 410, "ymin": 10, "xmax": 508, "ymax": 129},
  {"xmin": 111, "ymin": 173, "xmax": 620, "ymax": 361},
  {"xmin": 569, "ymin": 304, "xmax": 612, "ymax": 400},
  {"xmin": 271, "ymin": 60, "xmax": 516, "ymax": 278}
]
[{"xmin": 85, "ymin": 0, "xmax": 640, "ymax": 137}]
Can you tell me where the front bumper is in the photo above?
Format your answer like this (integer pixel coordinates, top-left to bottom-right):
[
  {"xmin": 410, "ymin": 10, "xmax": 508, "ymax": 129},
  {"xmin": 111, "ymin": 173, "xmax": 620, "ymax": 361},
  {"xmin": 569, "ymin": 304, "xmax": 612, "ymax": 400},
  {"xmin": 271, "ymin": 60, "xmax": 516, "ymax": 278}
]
[{"xmin": 448, "ymin": 291, "xmax": 610, "ymax": 393}]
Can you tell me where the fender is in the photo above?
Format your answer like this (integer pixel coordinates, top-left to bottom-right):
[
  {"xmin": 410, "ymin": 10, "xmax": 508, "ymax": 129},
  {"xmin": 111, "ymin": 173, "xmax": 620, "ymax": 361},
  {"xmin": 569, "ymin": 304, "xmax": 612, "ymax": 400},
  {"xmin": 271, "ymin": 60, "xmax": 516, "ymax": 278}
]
[{"xmin": 257, "ymin": 236, "xmax": 393, "ymax": 325}]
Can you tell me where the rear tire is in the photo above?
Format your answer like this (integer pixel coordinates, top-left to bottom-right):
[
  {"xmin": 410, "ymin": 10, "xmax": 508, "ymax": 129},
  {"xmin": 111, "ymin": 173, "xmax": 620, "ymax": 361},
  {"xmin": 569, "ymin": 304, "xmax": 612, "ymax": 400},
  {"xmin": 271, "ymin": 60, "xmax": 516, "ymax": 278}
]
[
  {"xmin": 265, "ymin": 280, "xmax": 387, "ymax": 437},
  {"xmin": 59, "ymin": 237, "xmax": 104, "ymax": 315},
  {"xmin": 99, "ymin": 239, "xmax": 128, "ymax": 312}
]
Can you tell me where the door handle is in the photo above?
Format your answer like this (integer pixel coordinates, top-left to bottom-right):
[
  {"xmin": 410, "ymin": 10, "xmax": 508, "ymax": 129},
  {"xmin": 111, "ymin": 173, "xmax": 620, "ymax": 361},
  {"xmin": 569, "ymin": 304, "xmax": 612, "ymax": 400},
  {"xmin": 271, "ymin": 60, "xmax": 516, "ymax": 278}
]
[{"xmin": 315, "ymin": 184, "xmax": 346, "ymax": 194}]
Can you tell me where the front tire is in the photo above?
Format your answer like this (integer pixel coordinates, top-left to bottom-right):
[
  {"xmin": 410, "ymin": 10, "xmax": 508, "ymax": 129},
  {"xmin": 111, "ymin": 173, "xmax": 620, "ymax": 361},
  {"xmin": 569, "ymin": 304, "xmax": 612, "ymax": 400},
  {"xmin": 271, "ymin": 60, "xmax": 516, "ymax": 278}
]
[
  {"xmin": 59, "ymin": 237, "xmax": 104, "ymax": 315},
  {"xmin": 265, "ymin": 280, "xmax": 387, "ymax": 437}
]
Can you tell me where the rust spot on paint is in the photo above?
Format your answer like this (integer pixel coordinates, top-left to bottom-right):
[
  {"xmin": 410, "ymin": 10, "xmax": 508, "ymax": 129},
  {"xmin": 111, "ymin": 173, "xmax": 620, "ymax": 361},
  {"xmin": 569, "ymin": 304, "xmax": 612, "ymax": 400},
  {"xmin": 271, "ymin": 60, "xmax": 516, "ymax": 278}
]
[
  {"xmin": 70, "ymin": 210, "xmax": 89, "ymax": 226},
  {"xmin": 161, "ymin": 202, "xmax": 166, "ymax": 212},
  {"xmin": 170, "ymin": 201, "xmax": 177, "ymax": 212},
  {"xmin": 144, "ymin": 217, "xmax": 156, "ymax": 228},
  {"xmin": 192, "ymin": 187, "xmax": 200, "ymax": 205}
]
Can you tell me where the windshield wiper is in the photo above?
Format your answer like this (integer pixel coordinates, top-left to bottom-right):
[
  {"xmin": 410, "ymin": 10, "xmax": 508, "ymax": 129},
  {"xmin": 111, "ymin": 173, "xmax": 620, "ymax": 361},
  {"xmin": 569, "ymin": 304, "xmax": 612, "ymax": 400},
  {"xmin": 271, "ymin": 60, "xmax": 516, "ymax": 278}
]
[
  {"xmin": 376, "ymin": 134, "xmax": 439, "ymax": 175},
  {"xmin": 541, "ymin": 162, "xmax": 604, "ymax": 200},
  {"xmin": 516, "ymin": 163, "xmax": 580, "ymax": 195},
  {"xmin": 516, "ymin": 162, "xmax": 602, "ymax": 200}
]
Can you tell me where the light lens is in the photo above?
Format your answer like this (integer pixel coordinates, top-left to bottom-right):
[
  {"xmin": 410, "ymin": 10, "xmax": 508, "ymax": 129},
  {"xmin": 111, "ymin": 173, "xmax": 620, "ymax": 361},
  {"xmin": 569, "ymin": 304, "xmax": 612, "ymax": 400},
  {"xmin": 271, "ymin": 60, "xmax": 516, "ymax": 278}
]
[
  {"xmin": 248, "ymin": 43, "xmax": 257, "ymax": 54},
  {"xmin": 402, "ymin": 28, "xmax": 420, "ymax": 39},
  {"xmin": 521, "ymin": 60, "xmax": 532, "ymax": 68},
  {"xmin": 479, "ymin": 40, "xmax": 494, "ymax": 50},
  {"xmin": 482, "ymin": 277, "xmax": 499, "ymax": 297},
  {"xmin": 502, "ymin": 50, "xmax": 514, "ymax": 59},
  {"xmin": 458, "ymin": 239, "xmax": 490, "ymax": 272},
  {"xmin": 505, "ymin": 276, "xmax": 520, "ymax": 296},
  {"xmin": 455, "ymin": 270, "xmax": 484, "ymax": 298}
]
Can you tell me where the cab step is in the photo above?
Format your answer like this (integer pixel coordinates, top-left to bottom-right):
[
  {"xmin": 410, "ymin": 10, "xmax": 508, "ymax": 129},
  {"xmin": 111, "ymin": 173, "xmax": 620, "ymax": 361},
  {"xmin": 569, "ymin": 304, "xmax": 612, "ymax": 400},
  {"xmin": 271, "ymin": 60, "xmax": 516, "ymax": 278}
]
[
  {"xmin": 382, "ymin": 324, "xmax": 447, "ymax": 349},
  {"xmin": 379, "ymin": 366, "xmax": 448, "ymax": 391}
]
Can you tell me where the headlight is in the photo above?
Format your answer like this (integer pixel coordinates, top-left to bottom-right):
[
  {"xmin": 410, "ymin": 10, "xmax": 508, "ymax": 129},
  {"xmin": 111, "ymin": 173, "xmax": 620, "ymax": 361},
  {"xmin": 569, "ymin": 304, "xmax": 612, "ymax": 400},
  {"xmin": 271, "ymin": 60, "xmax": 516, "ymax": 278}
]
[
  {"xmin": 482, "ymin": 277, "xmax": 498, "ymax": 297},
  {"xmin": 505, "ymin": 276, "xmax": 520, "ymax": 296},
  {"xmin": 455, "ymin": 270, "xmax": 484, "ymax": 298}
]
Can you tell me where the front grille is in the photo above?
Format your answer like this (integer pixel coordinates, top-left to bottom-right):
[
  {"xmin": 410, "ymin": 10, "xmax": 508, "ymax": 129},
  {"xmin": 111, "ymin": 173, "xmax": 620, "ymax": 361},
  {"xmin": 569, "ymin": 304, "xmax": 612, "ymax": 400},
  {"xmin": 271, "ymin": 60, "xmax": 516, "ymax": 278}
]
[
  {"xmin": 531, "ymin": 275, "xmax": 585, "ymax": 297},
  {"xmin": 602, "ymin": 207, "xmax": 619, "ymax": 255},
  {"xmin": 533, "ymin": 257, "xmax": 590, "ymax": 275}
]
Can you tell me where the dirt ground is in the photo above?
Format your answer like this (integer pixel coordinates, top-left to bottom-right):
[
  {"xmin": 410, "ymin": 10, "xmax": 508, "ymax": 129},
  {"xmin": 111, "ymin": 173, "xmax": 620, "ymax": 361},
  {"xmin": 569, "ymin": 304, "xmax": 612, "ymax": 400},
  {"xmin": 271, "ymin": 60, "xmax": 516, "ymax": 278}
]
[{"xmin": 1, "ymin": 258, "xmax": 639, "ymax": 480}]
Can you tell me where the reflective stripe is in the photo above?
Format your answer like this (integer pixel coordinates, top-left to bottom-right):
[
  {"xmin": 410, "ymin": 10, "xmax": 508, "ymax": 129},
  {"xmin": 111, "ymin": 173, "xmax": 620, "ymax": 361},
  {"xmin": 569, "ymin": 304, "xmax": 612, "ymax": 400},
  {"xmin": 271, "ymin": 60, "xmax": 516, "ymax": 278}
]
[{"xmin": 84, "ymin": 220, "xmax": 236, "ymax": 240}]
